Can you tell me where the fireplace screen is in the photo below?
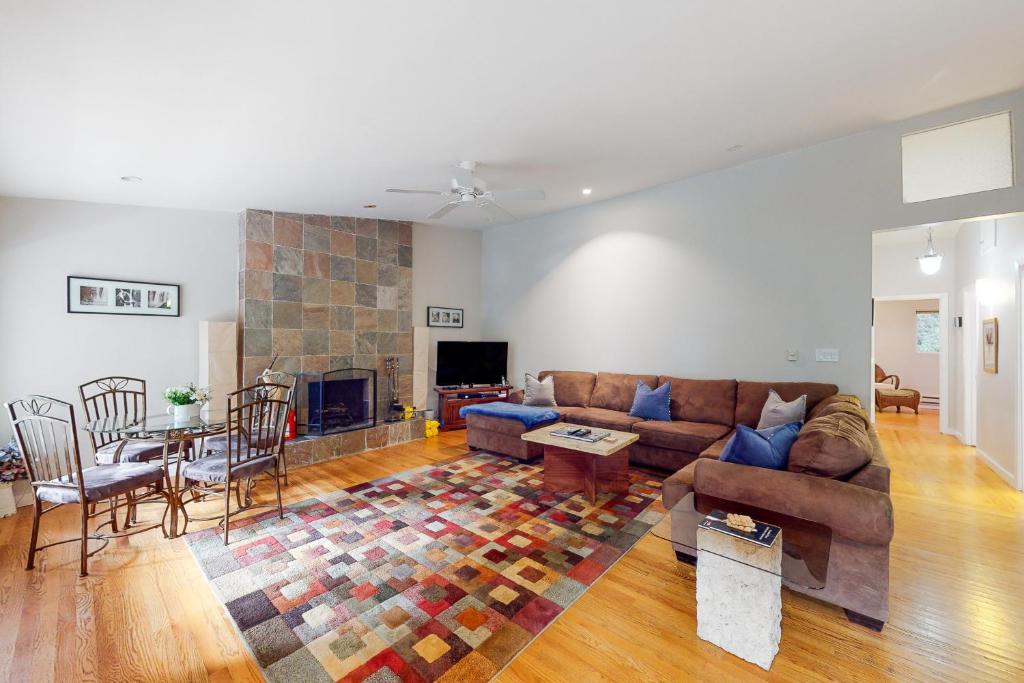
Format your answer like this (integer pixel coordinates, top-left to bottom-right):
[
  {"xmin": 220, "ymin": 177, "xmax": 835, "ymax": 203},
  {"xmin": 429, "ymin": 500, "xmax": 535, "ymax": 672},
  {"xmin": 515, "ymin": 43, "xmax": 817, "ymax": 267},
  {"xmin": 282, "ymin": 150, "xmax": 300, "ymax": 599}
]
[{"xmin": 300, "ymin": 368, "xmax": 376, "ymax": 436}]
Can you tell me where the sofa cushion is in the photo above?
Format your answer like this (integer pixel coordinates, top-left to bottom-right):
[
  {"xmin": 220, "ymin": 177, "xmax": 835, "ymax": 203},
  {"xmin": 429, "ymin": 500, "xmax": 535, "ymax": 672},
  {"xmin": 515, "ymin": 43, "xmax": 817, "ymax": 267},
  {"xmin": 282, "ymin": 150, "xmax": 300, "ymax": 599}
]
[
  {"xmin": 808, "ymin": 394, "xmax": 863, "ymax": 421},
  {"xmin": 537, "ymin": 370, "xmax": 597, "ymax": 407},
  {"xmin": 699, "ymin": 433, "xmax": 733, "ymax": 460},
  {"xmin": 662, "ymin": 460, "xmax": 698, "ymax": 510},
  {"xmin": 658, "ymin": 377, "xmax": 737, "ymax": 426},
  {"xmin": 628, "ymin": 381, "xmax": 671, "ymax": 421},
  {"xmin": 558, "ymin": 406, "xmax": 642, "ymax": 432},
  {"xmin": 789, "ymin": 413, "xmax": 873, "ymax": 478},
  {"xmin": 811, "ymin": 399, "xmax": 870, "ymax": 428},
  {"xmin": 633, "ymin": 419, "xmax": 731, "ymax": 454},
  {"xmin": 589, "ymin": 372, "xmax": 658, "ymax": 412},
  {"xmin": 735, "ymin": 381, "xmax": 838, "ymax": 428}
]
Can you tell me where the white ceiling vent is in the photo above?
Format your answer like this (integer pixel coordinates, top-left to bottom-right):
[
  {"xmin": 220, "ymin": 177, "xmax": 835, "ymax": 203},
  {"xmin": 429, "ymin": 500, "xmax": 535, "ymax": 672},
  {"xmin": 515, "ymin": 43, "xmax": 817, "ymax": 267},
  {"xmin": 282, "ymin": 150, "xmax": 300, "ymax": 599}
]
[{"xmin": 901, "ymin": 112, "xmax": 1014, "ymax": 204}]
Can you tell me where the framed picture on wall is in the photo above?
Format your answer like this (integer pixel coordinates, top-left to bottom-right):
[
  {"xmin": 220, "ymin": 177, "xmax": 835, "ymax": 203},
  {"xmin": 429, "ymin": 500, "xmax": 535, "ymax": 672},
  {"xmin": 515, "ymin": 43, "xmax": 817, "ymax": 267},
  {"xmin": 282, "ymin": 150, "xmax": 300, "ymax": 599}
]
[
  {"xmin": 427, "ymin": 306, "xmax": 463, "ymax": 328},
  {"xmin": 67, "ymin": 276, "xmax": 180, "ymax": 317},
  {"xmin": 982, "ymin": 317, "xmax": 998, "ymax": 373}
]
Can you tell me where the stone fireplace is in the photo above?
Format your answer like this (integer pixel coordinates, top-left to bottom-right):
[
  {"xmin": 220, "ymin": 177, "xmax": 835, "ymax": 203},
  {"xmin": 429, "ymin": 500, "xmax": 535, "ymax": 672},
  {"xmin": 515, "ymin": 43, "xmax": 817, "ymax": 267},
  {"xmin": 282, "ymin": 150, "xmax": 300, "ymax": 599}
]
[
  {"xmin": 237, "ymin": 210, "xmax": 421, "ymax": 466},
  {"xmin": 302, "ymin": 367, "xmax": 376, "ymax": 436}
]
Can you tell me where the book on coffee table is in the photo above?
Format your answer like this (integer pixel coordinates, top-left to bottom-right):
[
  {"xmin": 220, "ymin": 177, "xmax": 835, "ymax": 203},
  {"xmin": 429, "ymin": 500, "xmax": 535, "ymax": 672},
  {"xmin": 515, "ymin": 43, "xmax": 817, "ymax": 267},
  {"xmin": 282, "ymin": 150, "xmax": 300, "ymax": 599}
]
[
  {"xmin": 700, "ymin": 509, "xmax": 780, "ymax": 548},
  {"xmin": 550, "ymin": 426, "xmax": 611, "ymax": 443}
]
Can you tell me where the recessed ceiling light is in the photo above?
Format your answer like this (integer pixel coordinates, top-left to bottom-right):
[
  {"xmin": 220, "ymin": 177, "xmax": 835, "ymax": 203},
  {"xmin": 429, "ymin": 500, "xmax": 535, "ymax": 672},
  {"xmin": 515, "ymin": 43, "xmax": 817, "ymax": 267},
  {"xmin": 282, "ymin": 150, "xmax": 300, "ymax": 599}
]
[
  {"xmin": 581, "ymin": 188, "xmax": 592, "ymax": 196},
  {"xmin": 726, "ymin": 144, "xmax": 745, "ymax": 153},
  {"xmin": 120, "ymin": 175, "xmax": 142, "ymax": 183},
  {"xmin": 363, "ymin": 204, "xmax": 377, "ymax": 209}
]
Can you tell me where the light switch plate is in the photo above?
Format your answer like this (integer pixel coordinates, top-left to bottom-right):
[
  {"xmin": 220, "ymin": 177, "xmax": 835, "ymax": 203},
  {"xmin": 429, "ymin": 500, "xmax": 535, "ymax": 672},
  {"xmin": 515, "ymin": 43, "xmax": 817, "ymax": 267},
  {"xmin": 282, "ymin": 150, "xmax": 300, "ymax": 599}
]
[{"xmin": 815, "ymin": 348, "xmax": 839, "ymax": 362}]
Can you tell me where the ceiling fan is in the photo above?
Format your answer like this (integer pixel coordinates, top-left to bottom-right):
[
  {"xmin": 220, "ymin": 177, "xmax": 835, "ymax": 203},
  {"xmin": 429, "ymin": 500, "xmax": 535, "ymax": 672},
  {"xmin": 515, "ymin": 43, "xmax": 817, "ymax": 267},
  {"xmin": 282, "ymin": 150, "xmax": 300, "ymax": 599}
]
[{"xmin": 386, "ymin": 161, "xmax": 545, "ymax": 221}]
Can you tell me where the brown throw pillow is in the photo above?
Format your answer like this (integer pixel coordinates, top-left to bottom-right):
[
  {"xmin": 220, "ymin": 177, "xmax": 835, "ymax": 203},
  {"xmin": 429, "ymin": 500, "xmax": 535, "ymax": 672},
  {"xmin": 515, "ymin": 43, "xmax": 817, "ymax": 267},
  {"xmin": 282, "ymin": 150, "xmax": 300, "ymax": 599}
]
[
  {"xmin": 812, "ymin": 400, "xmax": 869, "ymax": 429},
  {"xmin": 807, "ymin": 394, "xmax": 861, "ymax": 421},
  {"xmin": 788, "ymin": 414, "xmax": 872, "ymax": 478}
]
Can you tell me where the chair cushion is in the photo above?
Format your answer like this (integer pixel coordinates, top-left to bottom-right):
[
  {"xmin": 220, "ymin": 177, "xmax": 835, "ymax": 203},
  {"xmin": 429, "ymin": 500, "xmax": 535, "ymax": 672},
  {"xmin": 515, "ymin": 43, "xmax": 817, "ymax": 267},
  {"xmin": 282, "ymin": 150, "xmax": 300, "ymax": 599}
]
[
  {"xmin": 735, "ymin": 381, "xmax": 838, "ymax": 428},
  {"xmin": 632, "ymin": 420, "xmax": 732, "ymax": 454},
  {"xmin": 557, "ymin": 406, "xmax": 642, "ymax": 432},
  {"xmin": 36, "ymin": 462, "xmax": 164, "ymax": 504},
  {"xmin": 628, "ymin": 381, "xmax": 671, "ymax": 421},
  {"xmin": 658, "ymin": 377, "xmax": 737, "ymax": 425},
  {"xmin": 662, "ymin": 460, "xmax": 698, "ymax": 510},
  {"xmin": 203, "ymin": 430, "xmax": 277, "ymax": 454},
  {"xmin": 589, "ymin": 373, "xmax": 659, "ymax": 412},
  {"xmin": 182, "ymin": 454, "xmax": 277, "ymax": 484},
  {"xmin": 537, "ymin": 371, "xmax": 597, "ymax": 407},
  {"xmin": 788, "ymin": 413, "xmax": 873, "ymax": 478},
  {"xmin": 95, "ymin": 440, "xmax": 166, "ymax": 464}
]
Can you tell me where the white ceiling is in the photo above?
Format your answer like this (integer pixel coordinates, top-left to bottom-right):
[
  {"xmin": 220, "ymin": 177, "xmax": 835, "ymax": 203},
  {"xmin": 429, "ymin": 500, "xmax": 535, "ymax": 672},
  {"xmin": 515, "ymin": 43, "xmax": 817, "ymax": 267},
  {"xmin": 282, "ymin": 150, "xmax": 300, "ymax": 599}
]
[{"xmin": 3, "ymin": 1, "xmax": 1024, "ymax": 229}]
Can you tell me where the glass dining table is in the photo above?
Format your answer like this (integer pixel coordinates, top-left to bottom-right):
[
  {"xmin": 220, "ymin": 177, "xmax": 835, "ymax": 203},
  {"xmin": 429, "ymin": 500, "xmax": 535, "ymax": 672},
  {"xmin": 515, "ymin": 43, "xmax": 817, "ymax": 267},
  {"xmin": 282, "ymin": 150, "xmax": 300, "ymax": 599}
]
[{"xmin": 83, "ymin": 412, "xmax": 228, "ymax": 538}]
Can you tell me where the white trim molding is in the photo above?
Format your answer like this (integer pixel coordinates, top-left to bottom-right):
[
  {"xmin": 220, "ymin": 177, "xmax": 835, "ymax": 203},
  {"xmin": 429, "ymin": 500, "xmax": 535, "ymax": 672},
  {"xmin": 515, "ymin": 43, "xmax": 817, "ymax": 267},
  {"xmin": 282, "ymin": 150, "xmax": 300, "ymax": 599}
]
[{"xmin": 976, "ymin": 446, "xmax": 1018, "ymax": 488}]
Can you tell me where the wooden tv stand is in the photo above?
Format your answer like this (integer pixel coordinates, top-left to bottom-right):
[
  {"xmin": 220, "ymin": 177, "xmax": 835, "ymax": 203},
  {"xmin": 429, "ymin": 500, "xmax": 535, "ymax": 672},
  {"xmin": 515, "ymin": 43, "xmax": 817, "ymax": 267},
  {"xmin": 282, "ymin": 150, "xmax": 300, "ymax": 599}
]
[{"xmin": 435, "ymin": 385, "xmax": 513, "ymax": 431}]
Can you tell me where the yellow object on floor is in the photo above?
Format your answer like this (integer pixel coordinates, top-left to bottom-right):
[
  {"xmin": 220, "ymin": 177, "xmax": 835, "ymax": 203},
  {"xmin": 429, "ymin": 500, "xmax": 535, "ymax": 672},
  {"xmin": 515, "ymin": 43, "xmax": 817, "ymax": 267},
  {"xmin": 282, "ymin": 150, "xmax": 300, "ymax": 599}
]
[{"xmin": 424, "ymin": 419, "xmax": 440, "ymax": 438}]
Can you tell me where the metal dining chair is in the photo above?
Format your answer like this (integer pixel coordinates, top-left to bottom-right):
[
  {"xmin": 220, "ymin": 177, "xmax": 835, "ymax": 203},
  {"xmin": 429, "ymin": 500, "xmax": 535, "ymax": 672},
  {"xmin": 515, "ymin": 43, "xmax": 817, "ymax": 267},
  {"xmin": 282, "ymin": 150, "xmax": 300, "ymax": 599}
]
[
  {"xmin": 5, "ymin": 395, "xmax": 168, "ymax": 577},
  {"xmin": 79, "ymin": 376, "xmax": 166, "ymax": 464},
  {"xmin": 205, "ymin": 370, "xmax": 297, "ymax": 485},
  {"xmin": 180, "ymin": 382, "xmax": 291, "ymax": 545}
]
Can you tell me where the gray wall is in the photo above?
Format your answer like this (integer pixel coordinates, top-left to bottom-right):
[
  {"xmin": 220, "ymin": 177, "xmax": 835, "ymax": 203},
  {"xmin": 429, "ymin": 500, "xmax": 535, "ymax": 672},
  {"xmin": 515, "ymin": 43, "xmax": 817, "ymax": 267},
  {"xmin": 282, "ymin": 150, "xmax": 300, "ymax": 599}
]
[
  {"xmin": 0, "ymin": 197, "xmax": 238, "ymax": 443},
  {"xmin": 411, "ymin": 223, "xmax": 483, "ymax": 411},
  {"xmin": 482, "ymin": 88, "xmax": 1024, "ymax": 404}
]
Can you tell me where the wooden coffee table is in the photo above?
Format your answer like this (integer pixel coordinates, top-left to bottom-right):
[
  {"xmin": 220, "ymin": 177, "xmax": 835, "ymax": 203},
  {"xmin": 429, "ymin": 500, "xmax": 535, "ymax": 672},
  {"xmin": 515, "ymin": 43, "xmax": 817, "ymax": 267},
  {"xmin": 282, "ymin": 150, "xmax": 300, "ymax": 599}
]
[{"xmin": 521, "ymin": 423, "xmax": 638, "ymax": 504}]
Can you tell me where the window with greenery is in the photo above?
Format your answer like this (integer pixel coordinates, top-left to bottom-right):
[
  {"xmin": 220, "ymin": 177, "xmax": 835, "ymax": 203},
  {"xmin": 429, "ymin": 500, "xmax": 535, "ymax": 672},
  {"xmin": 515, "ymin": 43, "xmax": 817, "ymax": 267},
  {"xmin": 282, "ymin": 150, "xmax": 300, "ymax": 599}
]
[{"xmin": 916, "ymin": 311, "xmax": 940, "ymax": 353}]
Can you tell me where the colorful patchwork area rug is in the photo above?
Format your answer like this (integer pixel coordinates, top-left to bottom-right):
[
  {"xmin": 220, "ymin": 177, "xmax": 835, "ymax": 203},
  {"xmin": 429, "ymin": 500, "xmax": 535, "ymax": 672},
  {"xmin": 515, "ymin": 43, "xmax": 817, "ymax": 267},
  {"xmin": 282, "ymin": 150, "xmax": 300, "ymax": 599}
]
[{"xmin": 184, "ymin": 452, "xmax": 663, "ymax": 682}]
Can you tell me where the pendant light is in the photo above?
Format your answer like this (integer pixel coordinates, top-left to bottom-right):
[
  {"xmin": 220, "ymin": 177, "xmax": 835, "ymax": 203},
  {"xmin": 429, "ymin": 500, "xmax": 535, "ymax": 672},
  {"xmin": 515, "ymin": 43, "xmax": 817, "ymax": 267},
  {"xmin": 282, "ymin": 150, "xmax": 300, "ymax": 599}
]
[{"xmin": 916, "ymin": 226, "xmax": 943, "ymax": 275}]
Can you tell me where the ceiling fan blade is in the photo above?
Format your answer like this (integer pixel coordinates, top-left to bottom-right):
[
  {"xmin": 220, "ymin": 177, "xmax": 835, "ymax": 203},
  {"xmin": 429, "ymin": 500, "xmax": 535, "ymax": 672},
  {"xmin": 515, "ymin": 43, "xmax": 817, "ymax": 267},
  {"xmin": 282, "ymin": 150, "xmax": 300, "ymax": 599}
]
[
  {"xmin": 479, "ymin": 201, "xmax": 516, "ymax": 222},
  {"xmin": 386, "ymin": 188, "xmax": 447, "ymax": 195},
  {"xmin": 428, "ymin": 202, "xmax": 459, "ymax": 220},
  {"xmin": 489, "ymin": 189, "xmax": 546, "ymax": 201}
]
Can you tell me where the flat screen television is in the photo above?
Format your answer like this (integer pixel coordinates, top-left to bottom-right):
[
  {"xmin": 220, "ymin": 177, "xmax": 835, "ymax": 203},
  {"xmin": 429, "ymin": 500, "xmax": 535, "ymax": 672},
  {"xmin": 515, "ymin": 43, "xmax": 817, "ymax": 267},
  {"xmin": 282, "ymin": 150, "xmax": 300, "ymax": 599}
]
[{"xmin": 435, "ymin": 341, "xmax": 508, "ymax": 387}]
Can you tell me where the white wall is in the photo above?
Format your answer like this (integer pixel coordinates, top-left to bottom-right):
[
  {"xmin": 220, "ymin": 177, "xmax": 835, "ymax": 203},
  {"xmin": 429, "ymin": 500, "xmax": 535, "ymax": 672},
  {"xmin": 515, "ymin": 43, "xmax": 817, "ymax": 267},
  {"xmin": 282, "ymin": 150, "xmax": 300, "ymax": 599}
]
[
  {"xmin": 411, "ymin": 223, "xmax": 483, "ymax": 411},
  {"xmin": 482, "ymin": 88, "xmax": 1024, "ymax": 403},
  {"xmin": 0, "ymin": 197, "xmax": 238, "ymax": 444},
  {"xmin": 874, "ymin": 299, "xmax": 940, "ymax": 399},
  {"xmin": 951, "ymin": 214, "xmax": 1024, "ymax": 485}
]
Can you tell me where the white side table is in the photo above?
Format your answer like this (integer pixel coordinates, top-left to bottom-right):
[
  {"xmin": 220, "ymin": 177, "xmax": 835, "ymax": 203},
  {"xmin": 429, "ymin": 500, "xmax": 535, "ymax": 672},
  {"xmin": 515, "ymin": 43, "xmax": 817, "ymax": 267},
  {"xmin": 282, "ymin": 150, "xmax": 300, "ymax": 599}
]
[{"xmin": 695, "ymin": 525, "xmax": 782, "ymax": 670}]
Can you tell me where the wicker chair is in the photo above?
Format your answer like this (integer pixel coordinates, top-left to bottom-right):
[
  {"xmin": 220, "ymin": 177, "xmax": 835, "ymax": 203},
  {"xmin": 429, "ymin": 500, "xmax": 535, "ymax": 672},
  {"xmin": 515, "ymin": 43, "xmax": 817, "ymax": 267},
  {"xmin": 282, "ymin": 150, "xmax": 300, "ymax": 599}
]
[
  {"xmin": 181, "ymin": 383, "xmax": 292, "ymax": 545},
  {"xmin": 873, "ymin": 364, "xmax": 900, "ymax": 390},
  {"xmin": 5, "ymin": 395, "xmax": 168, "ymax": 577}
]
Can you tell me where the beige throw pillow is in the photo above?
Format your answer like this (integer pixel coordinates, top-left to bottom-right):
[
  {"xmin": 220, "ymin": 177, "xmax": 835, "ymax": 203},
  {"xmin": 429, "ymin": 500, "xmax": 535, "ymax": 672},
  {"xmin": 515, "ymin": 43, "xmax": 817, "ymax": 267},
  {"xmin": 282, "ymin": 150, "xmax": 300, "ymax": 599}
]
[
  {"xmin": 757, "ymin": 389, "xmax": 806, "ymax": 429},
  {"xmin": 523, "ymin": 373, "xmax": 557, "ymax": 407}
]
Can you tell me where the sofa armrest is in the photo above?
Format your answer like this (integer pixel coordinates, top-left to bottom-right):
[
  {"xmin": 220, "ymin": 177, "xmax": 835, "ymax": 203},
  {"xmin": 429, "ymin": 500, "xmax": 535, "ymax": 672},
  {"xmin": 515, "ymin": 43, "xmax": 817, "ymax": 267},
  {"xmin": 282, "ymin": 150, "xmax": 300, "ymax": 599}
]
[
  {"xmin": 692, "ymin": 459, "xmax": 893, "ymax": 546},
  {"xmin": 507, "ymin": 389, "xmax": 524, "ymax": 404}
]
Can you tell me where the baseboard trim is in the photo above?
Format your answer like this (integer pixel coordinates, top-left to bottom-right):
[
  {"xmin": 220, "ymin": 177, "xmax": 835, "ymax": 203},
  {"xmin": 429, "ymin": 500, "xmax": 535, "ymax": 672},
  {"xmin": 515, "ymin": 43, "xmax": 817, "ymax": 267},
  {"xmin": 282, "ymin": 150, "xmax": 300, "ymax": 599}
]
[{"xmin": 975, "ymin": 446, "xmax": 1017, "ymax": 488}]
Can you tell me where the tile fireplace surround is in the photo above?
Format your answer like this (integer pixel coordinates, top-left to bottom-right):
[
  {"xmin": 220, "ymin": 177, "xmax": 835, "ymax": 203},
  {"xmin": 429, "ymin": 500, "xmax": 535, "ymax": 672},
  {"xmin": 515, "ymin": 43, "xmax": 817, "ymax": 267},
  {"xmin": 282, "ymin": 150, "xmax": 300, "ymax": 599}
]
[{"xmin": 238, "ymin": 210, "xmax": 421, "ymax": 468}]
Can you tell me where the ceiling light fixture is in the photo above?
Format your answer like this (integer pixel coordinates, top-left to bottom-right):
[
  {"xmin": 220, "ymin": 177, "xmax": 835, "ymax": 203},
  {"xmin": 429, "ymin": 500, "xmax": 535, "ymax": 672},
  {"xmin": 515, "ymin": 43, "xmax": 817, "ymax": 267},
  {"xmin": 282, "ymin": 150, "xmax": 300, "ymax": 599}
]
[
  {"xmin": 581, "ymin": 188, "xmax": 592, "ymax": 196},
  {"xmin": 916, "ymin": 226, "xmax": 943, "ymax": 275},
  {"xmin": 120, "ymin": 175, "xmax": 142, "ymax": 183},
  {"xmin": 363, "ymin": 204, "xmax": 377, "ymax": 209}
]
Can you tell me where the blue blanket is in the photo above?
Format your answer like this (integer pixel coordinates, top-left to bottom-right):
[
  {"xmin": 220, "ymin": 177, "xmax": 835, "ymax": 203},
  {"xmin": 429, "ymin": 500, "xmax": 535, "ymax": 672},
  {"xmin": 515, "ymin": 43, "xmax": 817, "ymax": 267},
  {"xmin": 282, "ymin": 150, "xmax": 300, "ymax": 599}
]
[{"xmin": 459, "ymin": 401, "xmax": 559, "ymax": 428}]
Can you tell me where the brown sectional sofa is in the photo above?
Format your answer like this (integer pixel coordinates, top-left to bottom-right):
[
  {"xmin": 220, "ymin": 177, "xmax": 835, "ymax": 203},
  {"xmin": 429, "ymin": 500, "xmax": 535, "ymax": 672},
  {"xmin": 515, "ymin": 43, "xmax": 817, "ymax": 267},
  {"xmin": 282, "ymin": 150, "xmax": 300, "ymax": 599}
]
[{"xmin": 468, "ymin": 369, "xmax": 892, "ymax": 630}]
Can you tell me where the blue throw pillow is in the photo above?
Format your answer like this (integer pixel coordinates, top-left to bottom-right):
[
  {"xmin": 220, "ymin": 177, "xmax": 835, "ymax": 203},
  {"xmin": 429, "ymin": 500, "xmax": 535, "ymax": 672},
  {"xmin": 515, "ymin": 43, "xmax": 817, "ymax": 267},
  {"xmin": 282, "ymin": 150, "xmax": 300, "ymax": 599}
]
[
  {"xmin": 720, "ymin": 421, "xmax": 802, "ymax": 470},
  {"xmin": 628, "ymin": 381, "xmax": 671, "ymax": 421}
]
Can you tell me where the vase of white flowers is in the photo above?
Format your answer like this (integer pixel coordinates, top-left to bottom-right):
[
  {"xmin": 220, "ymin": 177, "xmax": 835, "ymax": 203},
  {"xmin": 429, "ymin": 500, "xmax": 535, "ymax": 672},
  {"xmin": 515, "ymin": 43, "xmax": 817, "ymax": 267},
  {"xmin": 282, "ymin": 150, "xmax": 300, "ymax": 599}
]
[{"xmin": 164, "ymin": 384, "xmax": 212, "ymax": 422}]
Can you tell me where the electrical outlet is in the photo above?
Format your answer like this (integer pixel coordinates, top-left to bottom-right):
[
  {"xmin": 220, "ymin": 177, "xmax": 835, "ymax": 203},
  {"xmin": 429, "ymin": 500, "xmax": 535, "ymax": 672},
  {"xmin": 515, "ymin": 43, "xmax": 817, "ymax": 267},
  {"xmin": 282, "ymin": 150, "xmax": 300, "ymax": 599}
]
[
  {"xmin": 786, "ymin": 350, "xmax": 799, "ymax": 361},
  {"xmin": 815, "ymin": 348, "xmax": 839, "ymax": 362}
]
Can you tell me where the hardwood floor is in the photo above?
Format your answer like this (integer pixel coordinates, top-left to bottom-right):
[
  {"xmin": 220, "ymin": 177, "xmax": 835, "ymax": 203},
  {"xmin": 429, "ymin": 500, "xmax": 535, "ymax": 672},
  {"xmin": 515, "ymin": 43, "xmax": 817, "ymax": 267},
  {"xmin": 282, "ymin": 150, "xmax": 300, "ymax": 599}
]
[{"xmin": 1, "ymin": 412, "xmax": 1021, "ymax": 682}]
